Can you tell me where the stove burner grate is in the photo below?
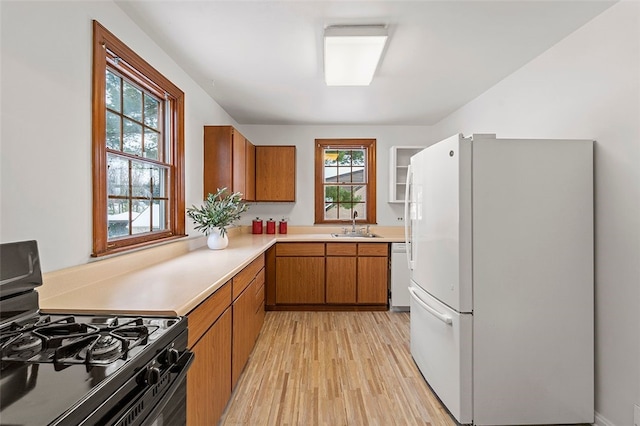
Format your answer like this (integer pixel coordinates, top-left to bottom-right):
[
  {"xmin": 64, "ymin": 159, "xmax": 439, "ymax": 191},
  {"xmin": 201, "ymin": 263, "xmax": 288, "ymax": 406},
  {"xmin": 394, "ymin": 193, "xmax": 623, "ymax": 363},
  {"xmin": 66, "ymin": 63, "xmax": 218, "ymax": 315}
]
[{"xmin": 0, "ymin": 316, "xmax": 158, "ymax": 366}]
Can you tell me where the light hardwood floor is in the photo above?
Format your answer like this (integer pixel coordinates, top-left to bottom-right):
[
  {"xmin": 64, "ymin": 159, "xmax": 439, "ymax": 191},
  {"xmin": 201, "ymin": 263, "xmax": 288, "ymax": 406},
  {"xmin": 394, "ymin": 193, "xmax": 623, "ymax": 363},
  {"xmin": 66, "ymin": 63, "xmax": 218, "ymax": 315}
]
[{"xmin": 220, "ymin": 311, "xmax": 456, "ymax": 426}]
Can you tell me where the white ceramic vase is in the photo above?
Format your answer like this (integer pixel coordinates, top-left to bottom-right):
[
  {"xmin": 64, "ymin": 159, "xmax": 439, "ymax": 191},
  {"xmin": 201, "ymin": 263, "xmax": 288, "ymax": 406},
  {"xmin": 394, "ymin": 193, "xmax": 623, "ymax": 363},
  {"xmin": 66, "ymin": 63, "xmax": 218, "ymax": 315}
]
[{"xmin": 207, "ymin": 228, "xmax": 229, "ymax": 250}]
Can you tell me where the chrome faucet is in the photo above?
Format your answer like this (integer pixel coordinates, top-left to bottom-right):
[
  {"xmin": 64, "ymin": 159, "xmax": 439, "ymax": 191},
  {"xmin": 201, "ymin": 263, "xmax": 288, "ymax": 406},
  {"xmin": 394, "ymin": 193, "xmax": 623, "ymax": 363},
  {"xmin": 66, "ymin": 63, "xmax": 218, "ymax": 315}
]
[{"xmin": 352, "ymin": 211, "xmax": 358, "ymax": 233}]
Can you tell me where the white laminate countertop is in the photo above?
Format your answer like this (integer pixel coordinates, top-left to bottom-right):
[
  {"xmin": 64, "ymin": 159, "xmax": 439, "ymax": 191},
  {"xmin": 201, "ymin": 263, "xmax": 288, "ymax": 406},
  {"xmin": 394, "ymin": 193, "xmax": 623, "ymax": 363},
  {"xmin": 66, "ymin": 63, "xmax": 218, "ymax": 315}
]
[{"xmin": 40, "ymin": 231, "xmax": 404, "ymax": 317}]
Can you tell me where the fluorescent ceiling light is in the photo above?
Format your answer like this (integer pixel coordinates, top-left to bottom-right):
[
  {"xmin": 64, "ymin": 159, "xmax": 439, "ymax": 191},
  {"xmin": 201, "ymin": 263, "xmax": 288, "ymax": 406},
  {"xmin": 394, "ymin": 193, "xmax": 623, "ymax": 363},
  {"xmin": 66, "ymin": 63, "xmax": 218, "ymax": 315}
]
[{"xmin": 324, "ymin": 25, "xmax": 388, "ymax": 86}]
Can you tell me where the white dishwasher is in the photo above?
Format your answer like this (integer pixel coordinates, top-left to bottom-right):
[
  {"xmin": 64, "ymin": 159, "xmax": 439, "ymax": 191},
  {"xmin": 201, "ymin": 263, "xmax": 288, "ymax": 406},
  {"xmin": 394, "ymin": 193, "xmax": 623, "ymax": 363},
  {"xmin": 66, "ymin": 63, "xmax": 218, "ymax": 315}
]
[{"xmin": 390, "ymin": 242, "xmax": 410, "ymax": 311}]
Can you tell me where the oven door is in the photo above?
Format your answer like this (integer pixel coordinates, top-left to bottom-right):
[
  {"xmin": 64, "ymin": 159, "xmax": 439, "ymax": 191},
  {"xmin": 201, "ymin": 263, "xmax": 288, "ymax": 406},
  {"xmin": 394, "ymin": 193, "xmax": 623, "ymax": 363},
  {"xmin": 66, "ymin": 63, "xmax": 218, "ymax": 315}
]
[
  {"xmin": 139, "ymin": 351, "xmax": 193, "ymax": 426},
  {"xmin": 79, "ymin": 349, "xmax": 194, "ymax": 426}
]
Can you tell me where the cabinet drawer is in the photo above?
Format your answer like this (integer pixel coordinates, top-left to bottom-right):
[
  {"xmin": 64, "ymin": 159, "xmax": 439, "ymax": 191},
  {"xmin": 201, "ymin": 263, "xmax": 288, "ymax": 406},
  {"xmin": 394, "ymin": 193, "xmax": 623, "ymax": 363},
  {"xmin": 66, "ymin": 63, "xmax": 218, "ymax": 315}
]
[
  {"xmin": 358, "ymin": 243, "xmax": 389, "ymax": 257},
  {"xmin": 233, "ymin": 254, "xmax": 265, "ymax": 300},
  {"xmin": 326, "ymin": 243, "xmax": 357, "ymax": 256},
  {"xmin": 276, "ymin": 243, "xmax": 325, "ymax": 257},
  {"xmin": 187, "ymin": 282, "xmax": 232, "ymax": 348}
]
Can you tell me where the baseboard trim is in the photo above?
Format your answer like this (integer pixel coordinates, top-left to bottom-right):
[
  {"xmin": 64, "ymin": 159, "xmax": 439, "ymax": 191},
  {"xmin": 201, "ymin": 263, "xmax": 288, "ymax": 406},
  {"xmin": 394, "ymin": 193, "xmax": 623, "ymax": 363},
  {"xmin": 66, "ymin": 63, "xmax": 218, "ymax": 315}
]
[{"xmin": 594, "ymin": 411, "xmax": 616, "ymax": 426}]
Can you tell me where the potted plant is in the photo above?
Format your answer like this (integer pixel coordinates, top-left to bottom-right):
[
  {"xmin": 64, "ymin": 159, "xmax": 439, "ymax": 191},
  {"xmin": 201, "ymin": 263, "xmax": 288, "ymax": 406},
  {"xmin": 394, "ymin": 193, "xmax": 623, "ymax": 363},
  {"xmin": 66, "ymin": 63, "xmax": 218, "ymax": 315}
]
[{"xmin": 187, "ymin": 187, "xmax": 249, "ymax": 249}]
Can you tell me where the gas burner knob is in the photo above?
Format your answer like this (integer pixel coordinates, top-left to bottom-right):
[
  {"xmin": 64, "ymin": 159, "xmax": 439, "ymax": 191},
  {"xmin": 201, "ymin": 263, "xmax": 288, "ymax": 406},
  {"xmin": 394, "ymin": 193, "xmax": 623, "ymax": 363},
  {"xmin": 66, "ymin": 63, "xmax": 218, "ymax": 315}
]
[
  {"xmin": 145, "ymin": 366, "xmax": 161, "ymax": 385},
  {"xmin": 166, "ymin": 348, "xmax": 180, "ymax": 364}
]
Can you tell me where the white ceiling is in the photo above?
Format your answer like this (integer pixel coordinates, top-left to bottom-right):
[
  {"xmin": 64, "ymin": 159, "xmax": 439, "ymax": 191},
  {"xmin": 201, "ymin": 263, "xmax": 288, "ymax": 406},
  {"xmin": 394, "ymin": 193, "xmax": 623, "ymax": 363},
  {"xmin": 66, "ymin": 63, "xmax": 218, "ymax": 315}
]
[{"xmin": 115, "ymin": 0, "xmax": 616, "ymax": 126}]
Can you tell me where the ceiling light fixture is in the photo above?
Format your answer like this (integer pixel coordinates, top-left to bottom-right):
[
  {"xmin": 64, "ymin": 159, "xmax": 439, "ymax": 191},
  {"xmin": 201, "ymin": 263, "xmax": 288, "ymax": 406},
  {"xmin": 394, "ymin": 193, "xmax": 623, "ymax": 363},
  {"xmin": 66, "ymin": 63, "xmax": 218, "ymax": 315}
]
[{"xmin": 323, "ymin": 25, "xmax": 388, "ymax": 86}]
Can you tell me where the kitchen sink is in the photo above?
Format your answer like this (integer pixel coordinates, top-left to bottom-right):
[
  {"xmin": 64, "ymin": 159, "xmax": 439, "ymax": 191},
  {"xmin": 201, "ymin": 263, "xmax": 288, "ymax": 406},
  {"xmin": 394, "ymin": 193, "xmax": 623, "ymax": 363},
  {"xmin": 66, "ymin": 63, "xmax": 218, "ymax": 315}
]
[{"xmin": 330, "ymin": 233, "xmax": 381, "ymax": 238}]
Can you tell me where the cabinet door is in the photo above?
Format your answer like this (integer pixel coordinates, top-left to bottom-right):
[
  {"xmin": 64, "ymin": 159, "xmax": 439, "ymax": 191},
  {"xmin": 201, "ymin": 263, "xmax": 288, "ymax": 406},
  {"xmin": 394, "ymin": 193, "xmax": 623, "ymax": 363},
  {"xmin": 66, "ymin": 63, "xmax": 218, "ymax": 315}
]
[
  {"xmin": 204, "ymin": 126, "xmax": 233, "ymax": 199},
  {"xmin": 255, "ymin": 146, "xmax": 296, "ymax": 201},
  {"xmin": 357, "ymin": 256, "xmax": 389, "ymax": 304},
  {"xmin": 232, "ymin": 279, "xmax": 256, "ymax": 388},
  {"xmin": 275, "ymin": 257, "xmax": 325, "ymax": 304},
  {"xmin": 265, "ymin": 246, "xmax": 277, "ymax": 308},
  {"xmin": 203, "ymin": 126, "xmax": 255, "ymax": 201},
  {"xmin": 326, "ymin": 257, "xmax": 357, "ymax": 304},
  {"xmin": 253, "ymin": 268, "xmax": 265, "ymax": 336},
  {"xmin": 245, "ymin": 140, "xmax": 256, "ymax": 201},
  {"xmin": 231, "ymin": 131, "xmax": 247, "ymax": 196},
  {"xmin": 187, "ymin": 308, "xmax": 232, "ymax": 425}
]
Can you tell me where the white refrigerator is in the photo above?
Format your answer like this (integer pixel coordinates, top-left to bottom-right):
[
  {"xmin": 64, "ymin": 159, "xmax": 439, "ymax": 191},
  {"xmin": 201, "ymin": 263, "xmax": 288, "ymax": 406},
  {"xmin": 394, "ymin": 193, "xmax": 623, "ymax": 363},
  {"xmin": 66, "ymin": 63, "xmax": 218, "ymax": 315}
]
[{"xmin": 405, "ymin": 134, "xmax": 593, "ymax": 425}]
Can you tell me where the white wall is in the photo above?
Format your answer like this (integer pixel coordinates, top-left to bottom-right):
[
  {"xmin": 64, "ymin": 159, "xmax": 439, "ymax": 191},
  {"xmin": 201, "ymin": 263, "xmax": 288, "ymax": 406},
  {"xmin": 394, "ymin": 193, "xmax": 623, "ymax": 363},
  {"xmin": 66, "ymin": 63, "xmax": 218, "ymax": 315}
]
[
  {"xmin": 0, "ymin": 1, "xmax": 238, "ymax": 272},
  {"xmin": 1, "ymin": 2, "xmax": 638, "ymax": 423},
  {"xmin": 239, "ymin": 125, "xmax": 434, "ymax": 227},
  {"xmin": 430, "ymin": 2, "xmax": 640, "ymax": 425}
]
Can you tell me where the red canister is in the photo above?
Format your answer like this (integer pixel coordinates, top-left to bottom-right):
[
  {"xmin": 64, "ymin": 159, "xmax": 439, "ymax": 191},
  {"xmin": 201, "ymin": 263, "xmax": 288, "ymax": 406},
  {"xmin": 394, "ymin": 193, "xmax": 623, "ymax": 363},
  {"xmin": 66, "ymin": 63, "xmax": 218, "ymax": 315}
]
[
  {"xmin": 252, "ymin": 218, "xmax": 263, "ymax": 234},
  {"xmin": 266, "ymin": 218, "xmax": 276, "ymax": 234},
  {"xmin": 278, "ymin": 220, "xmax": 287, "ymax": 234}
]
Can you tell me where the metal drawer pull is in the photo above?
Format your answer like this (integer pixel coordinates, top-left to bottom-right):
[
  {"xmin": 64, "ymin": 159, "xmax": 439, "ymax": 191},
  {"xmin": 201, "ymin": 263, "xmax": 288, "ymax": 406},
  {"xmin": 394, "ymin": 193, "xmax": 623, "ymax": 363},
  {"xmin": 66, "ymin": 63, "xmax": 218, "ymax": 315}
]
[{"xmin": 409, "ymin": 287, "xmax": 453, "ymax": 325}]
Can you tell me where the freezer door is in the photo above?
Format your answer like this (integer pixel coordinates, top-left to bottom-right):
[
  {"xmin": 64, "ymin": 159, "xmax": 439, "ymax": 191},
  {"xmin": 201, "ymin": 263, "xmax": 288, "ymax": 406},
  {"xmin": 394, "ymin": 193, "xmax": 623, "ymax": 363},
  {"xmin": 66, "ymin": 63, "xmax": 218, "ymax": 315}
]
[
  {"xmin": 409, "ymin": 283, "xmax": 472, "ymax": 424},
  {"xmin": 410, "ymin": 134, "xmax": 472, "ymax": 312}
]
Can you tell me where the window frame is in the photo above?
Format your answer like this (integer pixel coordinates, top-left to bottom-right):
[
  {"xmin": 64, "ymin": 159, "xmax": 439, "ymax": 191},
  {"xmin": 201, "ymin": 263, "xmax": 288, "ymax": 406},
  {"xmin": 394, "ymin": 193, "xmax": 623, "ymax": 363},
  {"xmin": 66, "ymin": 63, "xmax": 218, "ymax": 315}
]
[
  {"xmin": 314, "ymin": 138, "xmax": 377, "ymax": 225},
  {"xmin": 92, "ymin": 21, "xmax": 185, "ymax": 257}
]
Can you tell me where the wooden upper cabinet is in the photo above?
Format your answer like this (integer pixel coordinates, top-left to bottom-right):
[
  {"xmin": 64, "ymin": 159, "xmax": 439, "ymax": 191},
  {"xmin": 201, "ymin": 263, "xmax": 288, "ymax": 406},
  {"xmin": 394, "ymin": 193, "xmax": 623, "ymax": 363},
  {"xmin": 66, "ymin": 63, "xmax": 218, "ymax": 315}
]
[
  {"xmin": 245, "ymin": 141, "xmax": 256, "ymax": 201},
  {"xmin": 204, "ymin": 126, "xmax": 255, "ymax": 201},
  {"xmin": 255, "ymin": 145, "xmax": 296, "ymax": 202}
]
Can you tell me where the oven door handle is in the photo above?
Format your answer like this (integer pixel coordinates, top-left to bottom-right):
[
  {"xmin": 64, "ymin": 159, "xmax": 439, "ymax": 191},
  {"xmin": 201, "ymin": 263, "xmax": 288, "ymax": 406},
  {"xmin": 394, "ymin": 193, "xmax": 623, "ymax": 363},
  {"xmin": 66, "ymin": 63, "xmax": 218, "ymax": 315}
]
[{"xmin": 140, "ymin": 350, "xmax": 194, "ymax": 426}]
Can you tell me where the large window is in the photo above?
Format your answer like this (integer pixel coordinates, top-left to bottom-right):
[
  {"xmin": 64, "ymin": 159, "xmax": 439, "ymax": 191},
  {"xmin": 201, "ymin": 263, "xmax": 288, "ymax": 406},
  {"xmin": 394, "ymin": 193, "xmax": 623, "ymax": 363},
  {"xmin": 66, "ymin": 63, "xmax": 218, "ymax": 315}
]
[
  {"xmin": 314, "ymin": 139, "xmax": 376, "ymax": 224},
  {"xmin": 92, "ymin": 21, "xmax": 185, "ymax": 257}
]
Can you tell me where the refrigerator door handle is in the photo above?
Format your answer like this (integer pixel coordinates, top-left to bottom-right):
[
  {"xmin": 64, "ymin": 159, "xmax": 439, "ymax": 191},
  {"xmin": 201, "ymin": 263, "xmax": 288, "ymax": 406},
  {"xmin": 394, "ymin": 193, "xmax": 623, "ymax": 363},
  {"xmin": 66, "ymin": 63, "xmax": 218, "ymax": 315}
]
[
  {"xmin": 409, "ymin": 287, "xmax": 453, "ymax": 325},
  {"xmin": 404, "ymin": 164, "xmax": 415, "ymax": 270}
]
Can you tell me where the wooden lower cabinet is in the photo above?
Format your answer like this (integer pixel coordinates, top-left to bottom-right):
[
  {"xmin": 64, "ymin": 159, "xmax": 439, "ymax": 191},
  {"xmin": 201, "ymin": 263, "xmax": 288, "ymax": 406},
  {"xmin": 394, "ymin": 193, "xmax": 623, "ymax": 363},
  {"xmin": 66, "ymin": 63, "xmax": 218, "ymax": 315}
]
[
  {"xmin": 253, "ymin": 269, "xmax": 266, "ymax": 336},
  {"xmin": 186, "ymin": 255, "xmax": 266, "ymax": 425},
  {"xmin": 326, "ymin": 243, "xmax": 357, "ymax": 304},
  {"xmin": 187, "ymin": 308, "xmax": 231, "ymax": 425},
  {"xmin": 274, "ymin": 243, "xmax": 325, "ymax": 305},
  {"xmin": 326, "ymin": 257, "xmax": 357, "ymax": 303},
  {"xmin": 357, "ymin": 256, "xmax": 389, "ymax": 303},
  {"xmin": 275, "ymin": 256, "xmax": 325, "ymax": 304},
  {"xmin": 267, "ymin": 242, "xmax": 389, "ymax": 310},
  {"xmin": 232, "ymin": 269, "xmax": 265, "ymax": 387}
]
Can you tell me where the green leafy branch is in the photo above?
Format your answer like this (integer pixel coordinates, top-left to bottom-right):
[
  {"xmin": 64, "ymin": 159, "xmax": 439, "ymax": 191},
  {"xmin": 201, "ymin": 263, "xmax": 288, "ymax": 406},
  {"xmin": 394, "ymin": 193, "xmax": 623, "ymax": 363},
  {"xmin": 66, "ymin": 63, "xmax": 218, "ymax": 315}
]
[
  {"xmin": 187, "ymin": 187, "xmax": 248, "ymax": 237},
  {"xmin": 325, "ymin": 186, "xmax": 362, "ymax": 210}
]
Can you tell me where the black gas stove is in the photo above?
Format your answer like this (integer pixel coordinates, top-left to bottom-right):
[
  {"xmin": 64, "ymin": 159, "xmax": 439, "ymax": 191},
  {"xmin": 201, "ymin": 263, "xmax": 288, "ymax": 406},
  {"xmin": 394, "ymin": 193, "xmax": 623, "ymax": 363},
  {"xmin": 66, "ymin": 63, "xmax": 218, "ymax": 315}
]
[{"xmin": 0, "ymin": 241, "xmax": 193, "ymax": 426}]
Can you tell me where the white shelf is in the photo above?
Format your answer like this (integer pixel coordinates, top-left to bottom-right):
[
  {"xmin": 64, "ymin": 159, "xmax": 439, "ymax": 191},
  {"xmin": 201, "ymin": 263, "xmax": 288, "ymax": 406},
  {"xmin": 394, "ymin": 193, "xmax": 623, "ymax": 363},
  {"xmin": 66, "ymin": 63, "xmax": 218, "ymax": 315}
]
[{"xmin": 389, "ymin": 146, "xmax": 425, "ymax": 203}]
